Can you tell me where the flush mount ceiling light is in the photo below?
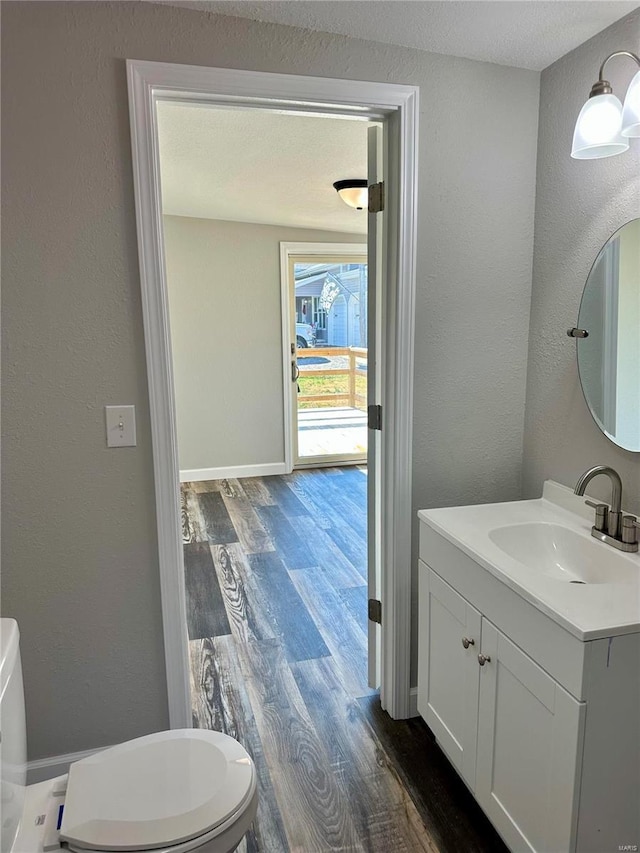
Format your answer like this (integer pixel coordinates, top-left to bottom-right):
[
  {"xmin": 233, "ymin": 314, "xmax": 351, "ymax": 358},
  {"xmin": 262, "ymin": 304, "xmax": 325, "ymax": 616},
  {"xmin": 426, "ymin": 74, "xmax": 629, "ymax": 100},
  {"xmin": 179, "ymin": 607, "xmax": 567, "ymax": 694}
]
[
  {"xmin": 333, "ymin": 179, "xmax": 368, "ymax": 210},
  {"xmin": 571, "ymin": 50, "xmax": 640, "ymax": 159}
]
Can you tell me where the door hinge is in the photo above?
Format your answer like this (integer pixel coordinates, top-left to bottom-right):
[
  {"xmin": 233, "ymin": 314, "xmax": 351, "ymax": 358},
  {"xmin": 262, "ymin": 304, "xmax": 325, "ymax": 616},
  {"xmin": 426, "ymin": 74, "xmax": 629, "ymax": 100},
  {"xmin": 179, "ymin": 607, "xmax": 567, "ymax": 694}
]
[
  {"xmin": 368, "ymin": 404, "xmax": 382, "ymax": 431},
  {"xmin": 368, "ymin": 181, "xmax": 384, "ymax": 213},
  {"xmin": 368, "ymin": 598, "xmax": 382, "ymax": 624}
]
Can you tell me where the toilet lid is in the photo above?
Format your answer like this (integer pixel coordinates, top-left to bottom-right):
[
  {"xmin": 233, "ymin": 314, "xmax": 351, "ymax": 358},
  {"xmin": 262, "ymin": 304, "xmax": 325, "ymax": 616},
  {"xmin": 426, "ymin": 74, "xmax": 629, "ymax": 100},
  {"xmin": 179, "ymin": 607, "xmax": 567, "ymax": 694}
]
[{"xmin": 59, "ymin": 729, "xmax": 255, "ymax": 851}]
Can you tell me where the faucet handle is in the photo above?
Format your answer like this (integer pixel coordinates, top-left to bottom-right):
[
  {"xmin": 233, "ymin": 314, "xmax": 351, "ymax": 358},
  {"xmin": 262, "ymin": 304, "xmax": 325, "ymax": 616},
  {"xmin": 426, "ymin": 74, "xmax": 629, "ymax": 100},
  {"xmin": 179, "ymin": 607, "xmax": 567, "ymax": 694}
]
[
  {"xmin": 585, "ymin": 500, "xmax": 608, "ymax": 532},
  {"xmin": 621, "ymin": 515, "xmax": 639, "ymax": 545}
]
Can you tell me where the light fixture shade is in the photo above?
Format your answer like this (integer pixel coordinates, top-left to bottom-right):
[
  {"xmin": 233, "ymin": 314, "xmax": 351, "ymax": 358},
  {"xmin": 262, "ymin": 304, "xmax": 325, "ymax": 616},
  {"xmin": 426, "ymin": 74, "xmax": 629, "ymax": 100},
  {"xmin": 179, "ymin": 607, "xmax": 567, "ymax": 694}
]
[
  {"xmin": 571, "ymin": 93, "xmax": 629, "ymax": 159},
  {"xmin": 621, "ymin": 69, "xmax": 640, "ymax": 137},
  {"xmin": 333, "ymin": 179, "xmax": 368, "ymax": 210}
]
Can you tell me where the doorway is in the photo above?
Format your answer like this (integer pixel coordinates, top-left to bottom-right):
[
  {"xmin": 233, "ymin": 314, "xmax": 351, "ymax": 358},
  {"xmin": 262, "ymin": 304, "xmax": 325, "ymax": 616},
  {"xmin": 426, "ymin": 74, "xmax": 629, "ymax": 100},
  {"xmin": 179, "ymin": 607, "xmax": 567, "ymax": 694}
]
[
  {"xmin": 282, "ymin": 246, "xmax": 369, "ymax": 466},
  {"xmin": 127, "ymin": 60, "xmax": 418, "ymax": 727},
  {"xmin": 159, "ymin": 105, "xmax": 378, "ymax": 722}
]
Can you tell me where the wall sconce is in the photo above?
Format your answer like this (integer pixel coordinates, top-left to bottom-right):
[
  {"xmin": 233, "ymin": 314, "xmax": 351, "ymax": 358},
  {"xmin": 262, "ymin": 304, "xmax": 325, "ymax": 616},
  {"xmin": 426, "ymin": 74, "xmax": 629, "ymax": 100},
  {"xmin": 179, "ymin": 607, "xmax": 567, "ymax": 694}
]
[
  {"xmin": 571, "ymin": 50, "xmax": 640, "ymax": 159},
  {"xmin": 333, "ymin": 179, "xmax": 368, "ymax": 210}
]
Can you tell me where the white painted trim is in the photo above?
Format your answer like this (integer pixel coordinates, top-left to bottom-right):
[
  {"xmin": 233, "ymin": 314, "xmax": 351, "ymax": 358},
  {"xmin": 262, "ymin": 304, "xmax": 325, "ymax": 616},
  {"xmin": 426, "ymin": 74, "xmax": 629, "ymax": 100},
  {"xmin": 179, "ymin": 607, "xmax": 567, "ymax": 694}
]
[
  {"xmin": 381, "ymin": 97, "xmax": 419, "ymax": 719},
  {"xmin": 281, "ymin": 243, "xmax": 367, "ymax": 256},
  {"xmin": 279, "ymin": 243, "xmax": 295, "ymax": 475},
  {"xmin": 124, "ymin": 60, "xmax": 415, "ymax": 118},
  {"xmin": 126, "ymin": 60, "xmax": 418, "ymax": 723},
  {"xmin": 127, "ymin": 62, "xmax": 192, "ymax": 730},
  {"xmin": 27, "ymin": 746, "xmax": 110, "ymax": 784},
  {"xmin": 279, "ymin": 241, "xmax": 367, "ymax": 474},
  {"xmin": 180, "ymin": 462, "xmax": 287, "ymax": 483}
]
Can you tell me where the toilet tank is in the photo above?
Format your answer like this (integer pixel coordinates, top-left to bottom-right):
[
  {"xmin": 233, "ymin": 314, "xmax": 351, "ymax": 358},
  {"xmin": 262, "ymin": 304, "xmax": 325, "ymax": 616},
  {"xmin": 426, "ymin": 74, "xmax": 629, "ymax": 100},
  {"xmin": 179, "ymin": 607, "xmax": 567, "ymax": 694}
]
[{"xmin": 1, "ymin": 619, "xmax": 27, "ymax": 853}]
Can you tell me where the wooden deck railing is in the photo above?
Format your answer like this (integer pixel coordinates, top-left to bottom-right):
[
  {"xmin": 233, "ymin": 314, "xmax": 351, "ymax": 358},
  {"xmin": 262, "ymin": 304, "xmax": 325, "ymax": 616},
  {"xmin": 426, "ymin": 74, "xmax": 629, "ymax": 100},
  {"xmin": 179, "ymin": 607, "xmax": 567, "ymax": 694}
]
[{"xmin": 297, "ymin": 346, "xmax": 368, "ymax": 409}]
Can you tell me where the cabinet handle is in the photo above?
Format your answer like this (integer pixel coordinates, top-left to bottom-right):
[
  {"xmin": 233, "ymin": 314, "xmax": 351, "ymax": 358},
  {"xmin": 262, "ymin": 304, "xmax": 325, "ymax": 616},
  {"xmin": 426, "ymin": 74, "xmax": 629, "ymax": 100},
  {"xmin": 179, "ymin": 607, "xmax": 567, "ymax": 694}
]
[
  {"xmin": 461, "ymin": 637, "xmax": 475, "ymax": 649},
  {"xmin": 478, "ymin": 653, "xmax": 491, "ymax": 666}
]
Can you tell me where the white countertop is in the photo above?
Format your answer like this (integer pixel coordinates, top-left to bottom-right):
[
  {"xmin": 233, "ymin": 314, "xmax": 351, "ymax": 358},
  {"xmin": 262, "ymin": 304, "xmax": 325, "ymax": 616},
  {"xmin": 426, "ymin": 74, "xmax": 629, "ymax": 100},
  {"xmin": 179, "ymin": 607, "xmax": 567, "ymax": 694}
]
[{"xmin": 418, "ymin": 481, "xmax": 640, "ymax": 641}]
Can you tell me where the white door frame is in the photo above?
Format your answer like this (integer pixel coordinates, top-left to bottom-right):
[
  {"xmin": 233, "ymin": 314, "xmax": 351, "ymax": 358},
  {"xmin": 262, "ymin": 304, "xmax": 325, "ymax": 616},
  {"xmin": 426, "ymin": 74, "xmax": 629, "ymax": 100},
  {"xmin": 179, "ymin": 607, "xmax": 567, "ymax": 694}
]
[
  {"xmin": 127, "ymin": 59, "xmax": 418, "ymax": 725},
  {"xmin": 280, "ymin": 241, "xmax": 367, "ymax": 472}
]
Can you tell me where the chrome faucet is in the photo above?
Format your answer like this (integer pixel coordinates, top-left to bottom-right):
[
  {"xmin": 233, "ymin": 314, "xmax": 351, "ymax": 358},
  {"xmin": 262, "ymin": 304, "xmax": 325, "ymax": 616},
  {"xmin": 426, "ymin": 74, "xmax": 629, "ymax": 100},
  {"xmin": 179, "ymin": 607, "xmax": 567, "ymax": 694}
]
[
  {"xmin": 575, "ymin": 465, "xmax": 622, "ymax": 537},
  {"xmin": 574, "ymin": 465, "xmax": 639, "ymax": 552}
]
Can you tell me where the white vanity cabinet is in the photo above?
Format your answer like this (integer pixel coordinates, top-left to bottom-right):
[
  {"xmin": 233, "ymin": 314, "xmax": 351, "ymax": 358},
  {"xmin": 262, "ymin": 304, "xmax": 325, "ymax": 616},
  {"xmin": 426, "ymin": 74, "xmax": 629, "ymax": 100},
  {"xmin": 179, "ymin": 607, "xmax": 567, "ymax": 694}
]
[
  {"xmin": 418, "ymin": 567, "xmax": 482, "ymax": 789},
  {"xmin": 419, "ymin": 564, "xmax": 584, "ymax": 852},
  {"xmin": 475, "ymin": 619, "xmax": 584, "ymax": 853},
  {"xmin": 418, "ymin": 516, "xmax": 640, "ymax": 853}
]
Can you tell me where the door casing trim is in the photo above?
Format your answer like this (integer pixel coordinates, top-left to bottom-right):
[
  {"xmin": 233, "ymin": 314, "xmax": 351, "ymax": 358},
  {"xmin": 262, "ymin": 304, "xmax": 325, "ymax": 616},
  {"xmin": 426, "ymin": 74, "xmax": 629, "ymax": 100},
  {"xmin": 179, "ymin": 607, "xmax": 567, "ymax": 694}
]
[{"xmin": 126, "ymin": 59, "xmax": 418, "ymax": 724}]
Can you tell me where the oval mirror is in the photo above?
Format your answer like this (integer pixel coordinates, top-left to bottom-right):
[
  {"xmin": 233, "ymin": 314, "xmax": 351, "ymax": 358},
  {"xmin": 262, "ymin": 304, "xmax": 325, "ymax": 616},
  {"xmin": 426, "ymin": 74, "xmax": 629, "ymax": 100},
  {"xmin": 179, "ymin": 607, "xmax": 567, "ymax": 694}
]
[{"xmin": 576, "ymin": 218, "xmax": 640, "ymax": 452}]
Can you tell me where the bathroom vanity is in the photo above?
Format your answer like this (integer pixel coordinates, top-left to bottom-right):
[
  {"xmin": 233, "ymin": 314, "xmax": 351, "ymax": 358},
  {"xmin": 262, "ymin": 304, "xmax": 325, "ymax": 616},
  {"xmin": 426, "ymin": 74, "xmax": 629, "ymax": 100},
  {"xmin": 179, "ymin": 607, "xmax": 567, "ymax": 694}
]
[{"xmin": 417, "ymin": 481, "xmax": 640, "ymax": 853}]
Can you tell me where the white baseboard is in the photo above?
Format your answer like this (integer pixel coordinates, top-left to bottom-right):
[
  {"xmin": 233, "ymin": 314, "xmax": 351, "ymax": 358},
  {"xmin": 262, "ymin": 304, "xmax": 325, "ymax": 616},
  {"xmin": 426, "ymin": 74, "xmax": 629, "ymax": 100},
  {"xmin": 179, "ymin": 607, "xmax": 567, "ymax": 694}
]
[
  {"xmin": 409, "ymin": 686, "xmax": 419, "ymax": 718},
  {"xmin": 179, "ymin": 462, "xmax": 288, "ymax": 483},
  {"xmin": 27, "ymin": 745, "xmax": 110, "ymax": 784}
]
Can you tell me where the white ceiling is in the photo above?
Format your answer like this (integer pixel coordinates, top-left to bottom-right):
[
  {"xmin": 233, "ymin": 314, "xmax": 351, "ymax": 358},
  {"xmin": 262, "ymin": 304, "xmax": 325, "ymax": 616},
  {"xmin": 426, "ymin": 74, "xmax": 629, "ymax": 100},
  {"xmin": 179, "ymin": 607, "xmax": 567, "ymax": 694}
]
[
  {"xmin": 157, "ymin": 102, "xmax": 369, "ymax": 233},
  {"xmin": 152, "ymin": 1, "xmax": 639, "ymax": 71}
]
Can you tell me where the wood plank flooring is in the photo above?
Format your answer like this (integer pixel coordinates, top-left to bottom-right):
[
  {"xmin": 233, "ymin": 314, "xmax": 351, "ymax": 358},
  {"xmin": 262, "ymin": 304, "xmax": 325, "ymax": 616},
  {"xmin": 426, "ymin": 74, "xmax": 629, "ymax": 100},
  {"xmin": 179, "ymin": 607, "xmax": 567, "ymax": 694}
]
[{"xmin": 182, "ymin": 468, "xmax": 508, "ymax": 853}]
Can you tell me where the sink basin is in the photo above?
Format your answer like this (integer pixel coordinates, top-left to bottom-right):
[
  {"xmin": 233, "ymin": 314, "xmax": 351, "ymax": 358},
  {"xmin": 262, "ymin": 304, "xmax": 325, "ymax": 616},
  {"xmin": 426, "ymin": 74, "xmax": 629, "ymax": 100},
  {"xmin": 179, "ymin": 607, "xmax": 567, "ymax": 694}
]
[
  {"xmin": 419, "ymin": 481, "xmax": 640, "ymax": 639},
  {"xmin": 489, "ymin": 522, "xmax": 637, "ymax": 585}
]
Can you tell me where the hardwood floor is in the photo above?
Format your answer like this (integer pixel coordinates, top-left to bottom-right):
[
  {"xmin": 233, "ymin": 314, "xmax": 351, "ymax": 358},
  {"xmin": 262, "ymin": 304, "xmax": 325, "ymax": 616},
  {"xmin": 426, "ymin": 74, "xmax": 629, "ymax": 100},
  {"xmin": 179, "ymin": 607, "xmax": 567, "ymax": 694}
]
[{"xmin": 182, "ymin": 468, "xmax": 508, "ymax": 853}]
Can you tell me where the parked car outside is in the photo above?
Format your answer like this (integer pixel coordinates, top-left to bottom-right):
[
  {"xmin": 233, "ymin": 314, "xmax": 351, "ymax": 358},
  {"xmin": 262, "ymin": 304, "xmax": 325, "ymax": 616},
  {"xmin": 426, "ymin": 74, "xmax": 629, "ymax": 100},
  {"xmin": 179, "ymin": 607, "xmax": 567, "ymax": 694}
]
[{"xmin": 296, "ymin": 322, "xmax": 317, "ymax": 348}]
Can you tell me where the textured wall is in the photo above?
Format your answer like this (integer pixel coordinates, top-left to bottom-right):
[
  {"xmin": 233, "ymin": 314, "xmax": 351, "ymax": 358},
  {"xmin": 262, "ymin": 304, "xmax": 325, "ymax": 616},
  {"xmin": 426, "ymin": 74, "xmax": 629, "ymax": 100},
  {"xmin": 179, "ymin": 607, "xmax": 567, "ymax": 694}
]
[
  {"xmin": 2, "ymin": 0, "xmax": 539, "ymax": 758},
  {"xmin": 523, "ymin": 9, "xmax": 640, "ymax": 514},
  {"xmin": 164, "ymin": 216, "xmax": 362, "ymax": 473}
]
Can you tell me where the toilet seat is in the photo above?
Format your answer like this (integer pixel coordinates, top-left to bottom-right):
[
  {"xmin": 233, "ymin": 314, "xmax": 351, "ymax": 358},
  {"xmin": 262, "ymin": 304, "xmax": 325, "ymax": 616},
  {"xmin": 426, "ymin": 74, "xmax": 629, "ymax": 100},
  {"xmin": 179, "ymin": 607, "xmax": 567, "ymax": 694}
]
[{"xmin": 59, "ymin": 730, "xmax": 256, "ymax": 852}]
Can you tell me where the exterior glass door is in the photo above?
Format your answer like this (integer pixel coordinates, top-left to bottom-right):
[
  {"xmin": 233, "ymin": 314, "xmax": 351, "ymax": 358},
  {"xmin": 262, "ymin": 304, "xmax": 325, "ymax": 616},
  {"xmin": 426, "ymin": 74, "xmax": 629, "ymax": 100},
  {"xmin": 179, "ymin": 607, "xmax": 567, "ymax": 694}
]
[{"xmin": 291, "ymin": 257, "xmax": 368, "ymax": 466}]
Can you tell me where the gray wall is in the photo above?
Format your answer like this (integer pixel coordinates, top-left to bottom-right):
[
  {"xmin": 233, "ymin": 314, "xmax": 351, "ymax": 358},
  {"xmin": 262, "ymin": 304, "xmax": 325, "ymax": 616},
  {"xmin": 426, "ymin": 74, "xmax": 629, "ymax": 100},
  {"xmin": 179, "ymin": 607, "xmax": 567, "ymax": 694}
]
[
  {"xmin": 2, "ymin": 0, "xmax": 539, "ymax": 759},
  {"xmin": 163, "ymin": 216, "xmax": 362, "ymax": 474},
  {"xmin": 523, "ymin": 9, "xmax": 640, "ymax": 514}
]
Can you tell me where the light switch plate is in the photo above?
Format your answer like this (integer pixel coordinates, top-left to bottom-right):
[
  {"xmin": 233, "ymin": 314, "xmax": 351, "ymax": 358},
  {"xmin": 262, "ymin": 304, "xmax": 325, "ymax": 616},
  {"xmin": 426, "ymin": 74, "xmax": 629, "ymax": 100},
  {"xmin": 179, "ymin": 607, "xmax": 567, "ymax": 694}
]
[{"xmin": 105, "ymin": 405, "xmax": 136, "ymax": 447}]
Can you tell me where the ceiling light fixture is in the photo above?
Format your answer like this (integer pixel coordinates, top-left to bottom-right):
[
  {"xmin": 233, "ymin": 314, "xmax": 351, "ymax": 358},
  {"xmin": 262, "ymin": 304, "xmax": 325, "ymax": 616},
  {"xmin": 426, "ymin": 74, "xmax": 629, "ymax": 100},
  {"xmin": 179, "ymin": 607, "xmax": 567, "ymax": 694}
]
[
  {"xmin": 571, "ymin": 50, "xmax": 640, "ymax": 159},
  {"xmin": 333, "ymin": 179, "xmax": 368, "ymax": 210}
]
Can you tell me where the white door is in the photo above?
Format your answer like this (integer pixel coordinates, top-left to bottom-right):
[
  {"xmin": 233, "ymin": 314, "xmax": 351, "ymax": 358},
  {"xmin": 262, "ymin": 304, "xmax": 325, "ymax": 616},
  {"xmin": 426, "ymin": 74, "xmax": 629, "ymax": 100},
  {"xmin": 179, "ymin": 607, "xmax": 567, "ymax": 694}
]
[
  {"xmin": 367, "ymin": 123, "xmax": 383, "ymax": 689},
  {"xmin": 417, "ymin": 566, "xmax": 482, "ymax": 788},
  {"xmin": 476, "ymin": 620, "xmax": 585, "ymax": 853}
]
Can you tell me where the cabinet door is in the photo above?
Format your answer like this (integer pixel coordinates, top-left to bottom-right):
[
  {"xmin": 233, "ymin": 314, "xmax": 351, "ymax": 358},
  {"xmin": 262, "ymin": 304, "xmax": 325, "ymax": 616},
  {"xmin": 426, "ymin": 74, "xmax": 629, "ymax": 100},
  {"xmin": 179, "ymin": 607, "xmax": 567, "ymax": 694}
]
[
  {"xmin": 417, "ymin": 564, "xmax": 482, "ymax": 788},
  {"xmin": 476, "ymin": 620, "xmax": 585, "ymax": 853}
]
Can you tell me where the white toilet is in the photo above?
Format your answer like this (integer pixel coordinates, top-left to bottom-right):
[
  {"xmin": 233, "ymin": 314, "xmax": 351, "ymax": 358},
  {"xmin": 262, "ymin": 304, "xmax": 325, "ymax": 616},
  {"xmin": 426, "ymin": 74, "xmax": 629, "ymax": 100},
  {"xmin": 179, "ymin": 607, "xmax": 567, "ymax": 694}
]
[{"xmin": 0, "ymin": 619, "xmax": 258, "ymax": 853}]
